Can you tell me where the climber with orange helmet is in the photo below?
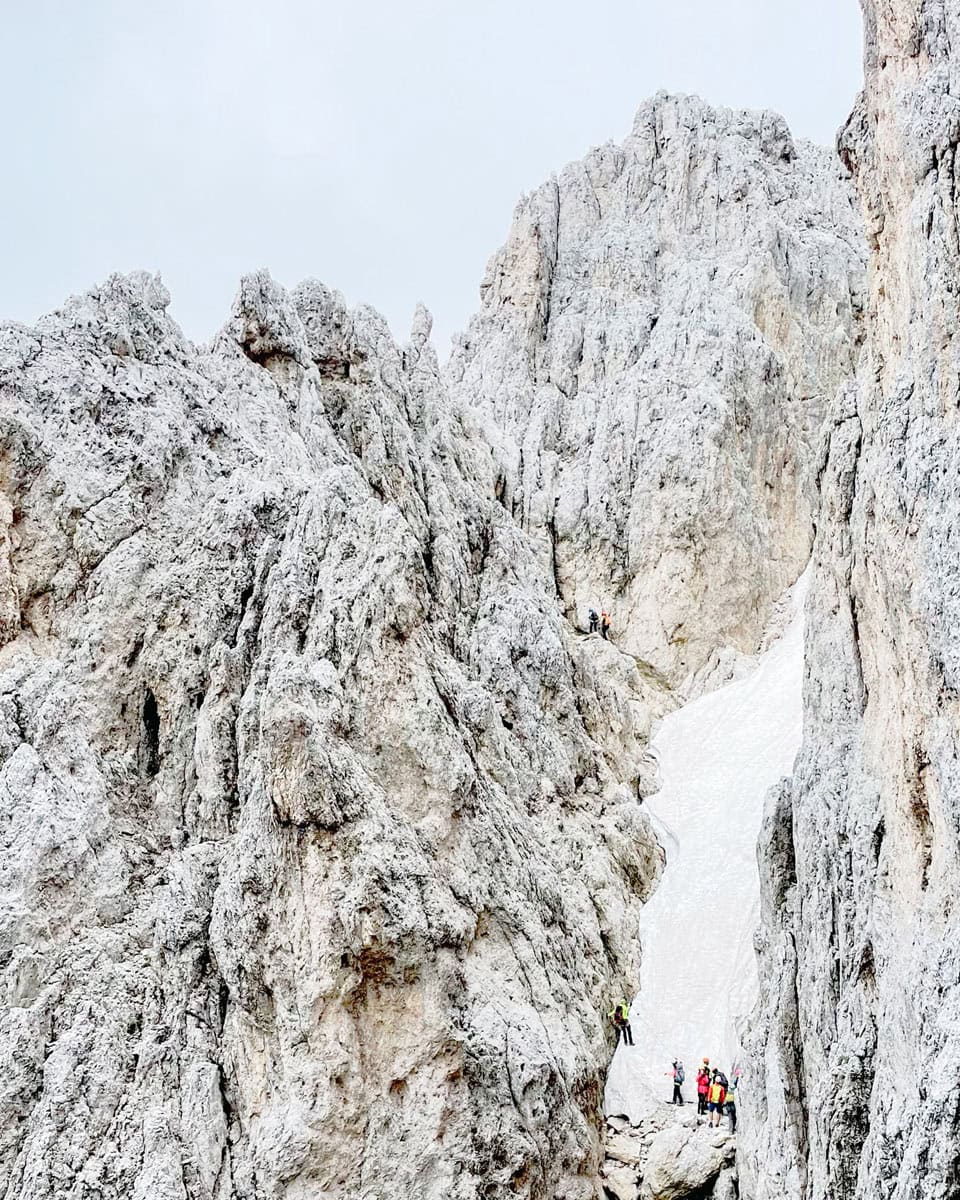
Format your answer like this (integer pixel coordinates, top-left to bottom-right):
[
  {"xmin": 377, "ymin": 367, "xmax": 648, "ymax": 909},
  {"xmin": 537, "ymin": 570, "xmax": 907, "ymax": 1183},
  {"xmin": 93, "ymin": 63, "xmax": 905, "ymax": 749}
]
[{"xmin": 600, "ymin": 610, "xmax": 611, "ymax": 640}]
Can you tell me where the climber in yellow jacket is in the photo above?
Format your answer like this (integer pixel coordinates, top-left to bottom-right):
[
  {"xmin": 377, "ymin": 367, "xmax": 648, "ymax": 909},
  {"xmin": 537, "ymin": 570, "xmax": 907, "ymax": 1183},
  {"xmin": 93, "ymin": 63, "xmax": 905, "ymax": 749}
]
[
  {"xmin": 608, "ymin": 1000, "xmax": 633, "ymax": 1046},
  {"xmin": 707, "ymin": 1074, "xmax": 727, "ymax": 1127}
]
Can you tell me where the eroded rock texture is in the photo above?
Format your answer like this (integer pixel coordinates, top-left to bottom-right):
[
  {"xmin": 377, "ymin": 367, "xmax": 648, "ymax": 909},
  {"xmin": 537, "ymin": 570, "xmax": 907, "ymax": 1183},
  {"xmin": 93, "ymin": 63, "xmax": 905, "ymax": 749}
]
[
  {"xmin": 0, "ymin": 271, "xmax": 662, "ymax": 1200},
  {"xmin": 602, "ymin": 1110, "xmax": 736, "ymax": 1200},
  {"xmin": 0, "ymin": 88, "xmax": 885, "ymax": 1200},
  {"xmin": 743, "ymin": 5, "xmax": 960, "ymax": 1198},
  {"xmin": 448, "ymin": 92, "xmax": 864, "ymax": 691}
]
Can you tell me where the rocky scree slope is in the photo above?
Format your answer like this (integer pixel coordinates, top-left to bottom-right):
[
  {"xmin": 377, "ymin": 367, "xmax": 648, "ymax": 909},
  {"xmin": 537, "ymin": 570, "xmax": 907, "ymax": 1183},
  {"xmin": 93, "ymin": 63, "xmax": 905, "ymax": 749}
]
[
  {"xmin": 602, "ymin": 1109, "xmax": 738, "ymax": 1200},
  {"xmin": 448, "ymin": 92, "xmax": 865, "ymax": 695},
  {"xmin": 742, "ymin": 4, "xmax": 960, "ymax": 1199},
  {"xmin": 0, "ymin": 271, "xmax": 662, "ymax": 1200}
]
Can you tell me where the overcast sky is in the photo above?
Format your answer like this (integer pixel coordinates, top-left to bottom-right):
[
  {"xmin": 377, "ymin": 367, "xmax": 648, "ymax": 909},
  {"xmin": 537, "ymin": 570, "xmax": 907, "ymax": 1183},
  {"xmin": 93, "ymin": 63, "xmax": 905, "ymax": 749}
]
[{"xmin": 2, "ymin": 0, "xmax": 863, "ymax": 353}]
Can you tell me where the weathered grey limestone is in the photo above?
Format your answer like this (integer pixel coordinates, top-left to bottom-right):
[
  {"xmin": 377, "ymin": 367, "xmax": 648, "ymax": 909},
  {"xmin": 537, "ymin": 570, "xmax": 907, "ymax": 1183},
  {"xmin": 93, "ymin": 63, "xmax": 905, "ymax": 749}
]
[
  {"xmin": 448, "ymin": 91, "xmax": 864, "ymax": 694},
  {"xmin": 742, "ymin": 4, "xmax": 960, "ymax": 1198},
  {"xmin": 601, "ymin": 1111, "xmax": 737, "ymax": 1200},
  {"xmin": 5, "ymin": 57, "xmax": 945, "ymax": 1200},
  {"xmin": 639, "ymin": 1123, "xmax": 735, "ymax": 1200},
  {"xmin": 0, "ymin": 270, "xmax": 662, "ymax": 1200}
]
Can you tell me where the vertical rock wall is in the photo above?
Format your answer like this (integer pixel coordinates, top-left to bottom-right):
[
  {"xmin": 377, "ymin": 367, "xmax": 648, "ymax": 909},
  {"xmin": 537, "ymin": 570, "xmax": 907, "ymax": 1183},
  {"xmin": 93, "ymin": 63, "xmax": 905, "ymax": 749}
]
[
  {"xmin": 0, "ymin": 83, "xmax": 893, "ymax": 1200},
  {"xmin": 448, "ymin": 93, "xmax": 864, "ymax": 692},
  {"xmin": 0, "ymin": 271, "xmax": 662, "ymax": 1200},
  {"xmin": 744, "ymin": 5, "xmax": 960, "ymax": 1198}
]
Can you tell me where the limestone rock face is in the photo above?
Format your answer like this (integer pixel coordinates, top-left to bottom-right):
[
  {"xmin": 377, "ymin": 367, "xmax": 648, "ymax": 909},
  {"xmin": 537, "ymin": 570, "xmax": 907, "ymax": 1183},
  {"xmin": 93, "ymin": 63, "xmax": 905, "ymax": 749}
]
[
  {"xmin": 448, "ymin": 92, "xmax": 865, "ymax": 691},
  {"xmin": 0, "ymin": 270, "xmax": 662, "ymax": 1200},
  {"xmin": 742, "ymin": 5, "xmax": 960, "ymax": 1199},
  {"xmin": 602, "ymin": 1108, "xmax": 737, "ymax": 1200},
  {"xmin": 640, "ymin": 1124, "xmax": 735, "ymax": 1200},
  {"xmin": 0, "ymin": 79, "xmax": 915, "ymax": 1200}
]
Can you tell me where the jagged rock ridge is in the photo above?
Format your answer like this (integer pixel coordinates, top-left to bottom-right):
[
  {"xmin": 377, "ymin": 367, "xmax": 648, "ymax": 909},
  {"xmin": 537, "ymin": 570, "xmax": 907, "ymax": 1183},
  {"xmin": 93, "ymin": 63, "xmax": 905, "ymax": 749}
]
[
  {"xmin": 448, "ymin": 92, "xmax": 864, "ymax": 695},
  {"xmin": 742, "ymin": 4, "xmax": 960, "ymax": 1199},
  {"xmin": 0, "ymin": 271, "xmax": 661, "ymax": 1199},
  {"xmin": 0, "ymin": 77, "xmax": 911, "ymax": 1200}
]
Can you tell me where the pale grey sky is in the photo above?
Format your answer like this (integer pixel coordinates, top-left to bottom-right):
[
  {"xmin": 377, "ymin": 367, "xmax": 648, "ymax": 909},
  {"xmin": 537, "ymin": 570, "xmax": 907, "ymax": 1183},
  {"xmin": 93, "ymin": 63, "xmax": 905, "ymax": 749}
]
[{"xmin": 1, "ymin": 0, "xmax": 863, "ymax": 353}]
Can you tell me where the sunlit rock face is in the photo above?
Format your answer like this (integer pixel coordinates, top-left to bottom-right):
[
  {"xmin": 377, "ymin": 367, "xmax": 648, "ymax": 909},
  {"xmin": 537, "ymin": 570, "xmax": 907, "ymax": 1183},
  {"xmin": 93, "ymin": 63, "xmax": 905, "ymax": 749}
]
[
  {"xmin": 448, "ymin": 91, "xmax": 864, "ymax": 694},
  {"xmin": 0, "ymin": 270, "xmax": 662, "ymax": 1200},
  {"xmin": 742, "ymin": 5, "xmax": 960, "ymax": 1198}
]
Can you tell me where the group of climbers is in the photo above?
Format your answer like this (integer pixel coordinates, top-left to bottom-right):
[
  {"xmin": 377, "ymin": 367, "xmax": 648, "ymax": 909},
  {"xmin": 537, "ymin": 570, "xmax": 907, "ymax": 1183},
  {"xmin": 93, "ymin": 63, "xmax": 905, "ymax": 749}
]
[
  {"xmin": 587, "ymin": 608, "xmax": 612, "ymax": 639},
  {"xmin": 696, "ymin": 1059, "xmax": 737, "ymax": 1131},
  {"xmin": 605, "ymin": 1003, "xmax": 740, "ymax": 1133}
]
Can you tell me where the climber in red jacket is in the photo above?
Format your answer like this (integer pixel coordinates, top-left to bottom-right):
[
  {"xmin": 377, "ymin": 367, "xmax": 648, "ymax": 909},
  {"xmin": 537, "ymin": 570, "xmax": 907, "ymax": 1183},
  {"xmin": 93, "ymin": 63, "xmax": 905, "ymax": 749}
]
[{"xmin": 696, "ymin": 1061, "xmax": 711, "ymax": 1116}]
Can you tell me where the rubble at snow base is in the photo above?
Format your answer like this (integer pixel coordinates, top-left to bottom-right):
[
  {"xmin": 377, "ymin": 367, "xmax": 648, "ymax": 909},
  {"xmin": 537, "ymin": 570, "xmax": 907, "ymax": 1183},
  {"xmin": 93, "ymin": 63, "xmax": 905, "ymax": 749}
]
[{"xmin": 602, "ymin": 1109, "xmax": 738, "ymax": 1200}]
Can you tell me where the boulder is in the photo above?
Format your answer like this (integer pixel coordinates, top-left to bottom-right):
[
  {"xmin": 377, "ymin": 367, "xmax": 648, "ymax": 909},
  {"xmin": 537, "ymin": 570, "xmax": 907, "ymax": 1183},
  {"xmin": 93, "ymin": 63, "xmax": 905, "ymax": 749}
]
[
  {"xmin": 640, "ymin": 1125, "xmax": 735, "ymax": 1200},
  {"xmin": 605, "ymin": 1131, "xmax": 644, "ymax": 1168},
  {"xmin": 602, "ymin": 1161, "xmax": 640, "ymax": 1200},
  {"xmin": 711, "ymin": 1168, "xmax": 739, "ymax": 1200}
]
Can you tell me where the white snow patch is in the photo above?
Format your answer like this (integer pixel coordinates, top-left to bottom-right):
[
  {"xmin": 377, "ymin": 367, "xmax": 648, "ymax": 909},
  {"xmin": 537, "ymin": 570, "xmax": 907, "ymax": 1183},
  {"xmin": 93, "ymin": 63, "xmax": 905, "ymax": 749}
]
[{"xmin": 604, "ymin": 571, "xmax": 808, "ymax": 1120}]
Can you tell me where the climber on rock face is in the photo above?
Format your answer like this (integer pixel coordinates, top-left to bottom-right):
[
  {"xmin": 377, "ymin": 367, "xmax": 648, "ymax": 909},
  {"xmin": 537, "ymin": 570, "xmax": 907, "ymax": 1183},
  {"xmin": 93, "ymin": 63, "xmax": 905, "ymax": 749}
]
[
  {"xmin": 600, "ymin": 610, "xmax": 611, "ymax": 640},
  {"xmin": 609, "ymin": 1001, "xmax": 633, "ymax": 1046},
  {"xmin": 588, "ymin": 608, "xmax": 599, "ymax": 634}
]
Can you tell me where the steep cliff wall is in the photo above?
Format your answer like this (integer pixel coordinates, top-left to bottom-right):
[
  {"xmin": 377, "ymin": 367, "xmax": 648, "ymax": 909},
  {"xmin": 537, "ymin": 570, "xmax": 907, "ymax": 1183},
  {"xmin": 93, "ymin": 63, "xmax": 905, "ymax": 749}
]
[
  {"xmin": 0, "ymin": 271, "xmax": 662, "ymax": 1200},
  {"xmin": 0, "ymin": 88, "xmax": 883, "ymax": 1200},
  {"xmin": 744, "ymin": 5, "xmax": 960, "ymax": 1198},
  {"xmin": 448, "ymin": 93, "xmax": 864, "ymax": 691}
]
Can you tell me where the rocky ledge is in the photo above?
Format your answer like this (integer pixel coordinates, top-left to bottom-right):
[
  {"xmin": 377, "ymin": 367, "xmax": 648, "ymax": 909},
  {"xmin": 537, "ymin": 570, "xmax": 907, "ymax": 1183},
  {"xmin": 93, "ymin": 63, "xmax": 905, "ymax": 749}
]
[{"xmin": 602, "ymin": 1107, "xmax": 737, "ymax": 1200}]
